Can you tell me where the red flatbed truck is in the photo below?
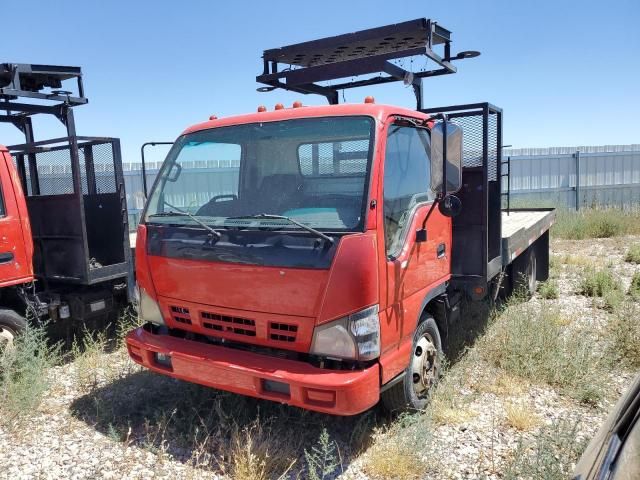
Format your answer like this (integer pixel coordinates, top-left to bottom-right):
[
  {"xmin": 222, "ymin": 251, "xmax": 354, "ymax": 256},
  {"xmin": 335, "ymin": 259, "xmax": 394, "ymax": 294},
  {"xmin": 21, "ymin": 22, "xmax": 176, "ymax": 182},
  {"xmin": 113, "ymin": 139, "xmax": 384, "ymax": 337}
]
[
  {"xmin": 126, "ymin": 19, "xmax": 554, "ymax": 415},
  {"xmin": 0, "ymin": 64, "xmax": 132, "ymax": 347}
]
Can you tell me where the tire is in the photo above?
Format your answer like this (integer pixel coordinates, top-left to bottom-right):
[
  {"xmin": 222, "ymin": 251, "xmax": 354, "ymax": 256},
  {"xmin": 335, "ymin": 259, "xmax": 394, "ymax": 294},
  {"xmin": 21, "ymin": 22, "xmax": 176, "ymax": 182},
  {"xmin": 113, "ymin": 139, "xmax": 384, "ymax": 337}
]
[
  {"xmin": 381, "ymin": 314, "xmax": 443, "ymax": 412},
  {"xmin": 513, "ymin": 247, "xmax": 537, "ymax": 297},
  {"xmin": 0, "ymin": 309, "xmax": 27, "ymax": 350}
]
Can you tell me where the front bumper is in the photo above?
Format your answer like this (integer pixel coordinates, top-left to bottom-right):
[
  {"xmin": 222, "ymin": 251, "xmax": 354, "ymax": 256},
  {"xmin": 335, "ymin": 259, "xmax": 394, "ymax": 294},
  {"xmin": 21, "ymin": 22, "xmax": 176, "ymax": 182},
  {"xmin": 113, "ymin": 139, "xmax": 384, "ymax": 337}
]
[{"xmin": 126, "ymin": 326, "xmax": 380, "ymax": 415}]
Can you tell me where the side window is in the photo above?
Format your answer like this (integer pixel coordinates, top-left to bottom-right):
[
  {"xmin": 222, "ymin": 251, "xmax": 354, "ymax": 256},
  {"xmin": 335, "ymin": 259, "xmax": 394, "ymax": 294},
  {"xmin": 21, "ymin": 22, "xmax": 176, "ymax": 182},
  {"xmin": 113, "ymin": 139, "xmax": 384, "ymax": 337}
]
[
  {"xmin": 298, "ymin": 139, "xmax": 368, "ymax": 176},
  {"xmin": 383, "ymin": 125, "xmax": 433, "ymax": 256},
  {"xmin": 161, "ymin": 142, "xmax": 241, "ymax": 213}
]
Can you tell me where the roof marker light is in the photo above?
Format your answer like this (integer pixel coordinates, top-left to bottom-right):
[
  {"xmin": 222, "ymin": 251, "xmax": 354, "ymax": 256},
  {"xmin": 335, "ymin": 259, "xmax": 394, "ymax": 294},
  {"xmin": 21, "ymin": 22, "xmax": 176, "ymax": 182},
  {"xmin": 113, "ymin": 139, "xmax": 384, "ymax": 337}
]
[
  {"xmin": 257, "ymin": 105, "xmax": 267, "ymax": 112},
  {"xmin": 209, "ymin": 115, "xmax": 218, "ymax": 120},
  {"xmin": 274, "ymin": 103, "xmax": 285, "ymax": 110},
  {"xmin": 364, "ymin": 96, "xmax": 375, "ymax": 104},
  {"xmin": 292, "ymin": 101, "xmax": 303, "ymax": 108}
]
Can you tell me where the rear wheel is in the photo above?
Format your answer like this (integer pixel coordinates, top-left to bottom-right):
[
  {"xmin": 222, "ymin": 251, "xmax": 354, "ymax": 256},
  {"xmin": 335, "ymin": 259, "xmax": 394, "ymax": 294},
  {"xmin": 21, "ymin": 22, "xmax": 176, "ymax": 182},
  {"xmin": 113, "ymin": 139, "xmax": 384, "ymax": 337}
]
[
  {"xmin": 0, "ymin": 309, "xmax": 27, "ymax": 350},
  {"xmin": 513, "ymin": 247, "xmax": 537, "ymax": 297},
  {"xmin": 381, "ymin": 314, "xmax": 442, "ymax": 412}
]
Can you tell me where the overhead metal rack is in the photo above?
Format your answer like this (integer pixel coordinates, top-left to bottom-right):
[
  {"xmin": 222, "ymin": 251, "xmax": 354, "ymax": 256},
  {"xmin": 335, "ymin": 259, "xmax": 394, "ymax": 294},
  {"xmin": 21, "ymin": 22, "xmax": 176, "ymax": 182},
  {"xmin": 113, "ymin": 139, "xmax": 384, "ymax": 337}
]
[{"xmin": 257, "ymin": 18, "xmax": 479, "ymax": 108}]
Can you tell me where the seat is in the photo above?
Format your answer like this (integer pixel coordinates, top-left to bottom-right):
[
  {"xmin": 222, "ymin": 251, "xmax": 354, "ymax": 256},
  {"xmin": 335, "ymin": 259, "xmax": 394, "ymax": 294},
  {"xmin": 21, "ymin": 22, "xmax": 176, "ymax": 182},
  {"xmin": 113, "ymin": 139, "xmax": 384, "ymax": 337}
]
[{"xmin": 255, "ymin": 174, "xmax": 303, "ymax": 214}]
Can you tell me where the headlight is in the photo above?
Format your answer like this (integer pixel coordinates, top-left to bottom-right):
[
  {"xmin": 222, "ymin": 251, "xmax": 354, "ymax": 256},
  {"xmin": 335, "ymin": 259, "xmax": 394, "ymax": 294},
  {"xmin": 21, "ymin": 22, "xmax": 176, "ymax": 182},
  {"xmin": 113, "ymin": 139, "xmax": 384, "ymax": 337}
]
[
  {"xmin": 138, "ymin": 286, "xmax": 165, "ymax": 326},
  {"xmin": 310, "ymin": 305, "xmax": 380, "ymax": 361}
]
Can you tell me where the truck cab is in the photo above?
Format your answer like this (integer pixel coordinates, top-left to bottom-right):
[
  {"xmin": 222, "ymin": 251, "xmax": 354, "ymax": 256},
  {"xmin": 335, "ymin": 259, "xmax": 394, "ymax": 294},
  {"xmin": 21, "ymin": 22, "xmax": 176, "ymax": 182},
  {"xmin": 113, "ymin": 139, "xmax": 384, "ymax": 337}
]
[
  {"xmin": 0, "ymin": 145, "xmax": 34, "ymax": 345},
  {"xmin": 127, "ymin": 18, "xmax": 553, "ymax": 415},
  {"xmin": 129, "ymin": 102, "xmax": 455, "ymax": 414},
  {"xmin": 0, "ymin": 145, "xmax": 33, "ymax": 289}
]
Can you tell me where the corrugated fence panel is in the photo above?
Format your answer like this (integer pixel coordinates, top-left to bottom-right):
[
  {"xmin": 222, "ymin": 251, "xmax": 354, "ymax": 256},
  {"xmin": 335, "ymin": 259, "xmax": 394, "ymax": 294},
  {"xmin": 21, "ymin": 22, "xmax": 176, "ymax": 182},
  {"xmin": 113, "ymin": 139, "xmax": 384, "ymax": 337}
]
[
  {"xmin": 120, "ymin": 144, "xmax": 640, "ymax": 230},
  {"xmin": 504, "ymin": 145, "xmax": 640, "ymax": 211}
]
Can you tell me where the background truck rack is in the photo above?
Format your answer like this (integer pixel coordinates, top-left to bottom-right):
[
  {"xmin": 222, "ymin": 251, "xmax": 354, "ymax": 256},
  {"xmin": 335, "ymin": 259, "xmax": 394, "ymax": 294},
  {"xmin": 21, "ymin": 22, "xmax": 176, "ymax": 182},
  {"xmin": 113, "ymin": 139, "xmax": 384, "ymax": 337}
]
[
  {"xmin": 257, "ymin": 18, "xmax": 479, "ymax": 108},
  {"xmin": 0, "ymin": 63, "xmax": 132, "ymax": 290}
]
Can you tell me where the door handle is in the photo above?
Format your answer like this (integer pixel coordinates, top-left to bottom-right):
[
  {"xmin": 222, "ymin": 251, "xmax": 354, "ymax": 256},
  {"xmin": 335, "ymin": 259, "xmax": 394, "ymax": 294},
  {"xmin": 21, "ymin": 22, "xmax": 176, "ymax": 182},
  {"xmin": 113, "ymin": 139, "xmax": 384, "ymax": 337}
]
[
  {"xmin": 437, "ymin": 243, "xmax": 446, "ymax": 258},
  {"xmin": 0, "ymin": 252, "xmax": 14, "ymax": 264}
]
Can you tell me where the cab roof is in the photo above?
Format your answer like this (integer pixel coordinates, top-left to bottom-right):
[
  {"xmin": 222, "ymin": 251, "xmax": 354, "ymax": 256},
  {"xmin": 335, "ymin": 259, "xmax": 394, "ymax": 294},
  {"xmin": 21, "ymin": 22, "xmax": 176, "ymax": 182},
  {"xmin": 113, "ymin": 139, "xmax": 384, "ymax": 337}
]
[{"xmin": 183, "ymin": 102, "xmax": 431, "ymax": 136}]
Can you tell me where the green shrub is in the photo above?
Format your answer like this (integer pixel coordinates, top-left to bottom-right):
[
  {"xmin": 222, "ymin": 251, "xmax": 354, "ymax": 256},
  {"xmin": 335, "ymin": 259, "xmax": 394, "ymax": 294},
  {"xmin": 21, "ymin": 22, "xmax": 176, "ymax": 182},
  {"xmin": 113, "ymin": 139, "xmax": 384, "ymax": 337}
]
[
  {"xmin": 609, "ymin": 302, "xmax": 640, "ymax": 368},
  {"xmin": 579, "ymin": 268, "xmax": 621, "ymax": 297},
  {"xmin": 628, "ymin": 272, "xmax": 640, "ymax": 299},
  {"xmin": 0, "ymin": 324, "xmax": 60, "ymax": 423},
  {"xmin": 603, "ymin": 289, "xmax": 625, "ymax": 312},
  {"xmin": 479, "ymin": 302, "xmax": 608, "ymax": 405},
  {"xmin": 504, "ymin": 419, "xmax": 587, "ymax": 480},
  {"xmin": 552, "ymin": 208, "xmax": 640, "ymax": 240},
  {"xmin": 625, "ymin": 244, "xmax": 640, "ymax": 264},
  {"xmin": 538, "ymin": 280, "xmax": 559, "ymax": 299},
  {"xmin": 305, "ymin": 428, "xmax": 340, "ymax": 480}
]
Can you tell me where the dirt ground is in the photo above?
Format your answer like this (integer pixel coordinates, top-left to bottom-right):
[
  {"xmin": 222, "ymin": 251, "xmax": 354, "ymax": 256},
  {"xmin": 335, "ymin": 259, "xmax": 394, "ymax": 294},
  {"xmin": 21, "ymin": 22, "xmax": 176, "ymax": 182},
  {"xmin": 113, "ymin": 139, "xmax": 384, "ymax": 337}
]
[{"xmin": 1, "ymin": 235, "xmax": 638, "ymax": 479}]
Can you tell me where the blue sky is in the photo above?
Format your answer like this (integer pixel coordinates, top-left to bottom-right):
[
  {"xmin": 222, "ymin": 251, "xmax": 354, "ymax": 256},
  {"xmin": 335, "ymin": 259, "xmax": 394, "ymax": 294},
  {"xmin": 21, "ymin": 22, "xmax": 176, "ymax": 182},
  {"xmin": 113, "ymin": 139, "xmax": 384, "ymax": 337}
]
[{"xmin": 2, "ymin": 0, "xmax": 639, "ymax": 164}]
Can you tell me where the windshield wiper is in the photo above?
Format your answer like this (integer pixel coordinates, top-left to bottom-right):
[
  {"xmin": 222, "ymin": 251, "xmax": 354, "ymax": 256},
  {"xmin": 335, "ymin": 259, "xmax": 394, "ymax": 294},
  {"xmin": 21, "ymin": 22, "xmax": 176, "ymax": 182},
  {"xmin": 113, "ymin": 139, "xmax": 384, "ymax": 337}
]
[
  {"xmin": 148, "ymin": 211, "xmax": 222, "ymax": 240},
  {"xmin": 227, "ymin": 213, "xmax": 334, "ymax": 244}
]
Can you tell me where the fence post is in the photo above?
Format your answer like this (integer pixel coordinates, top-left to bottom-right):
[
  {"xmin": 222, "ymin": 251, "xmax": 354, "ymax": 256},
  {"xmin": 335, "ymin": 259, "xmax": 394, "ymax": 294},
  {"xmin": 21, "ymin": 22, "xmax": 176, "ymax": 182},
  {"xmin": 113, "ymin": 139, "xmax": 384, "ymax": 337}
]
[{"xmin": 575, "ymin": 150, "xmax": 581, "ymax": 210}]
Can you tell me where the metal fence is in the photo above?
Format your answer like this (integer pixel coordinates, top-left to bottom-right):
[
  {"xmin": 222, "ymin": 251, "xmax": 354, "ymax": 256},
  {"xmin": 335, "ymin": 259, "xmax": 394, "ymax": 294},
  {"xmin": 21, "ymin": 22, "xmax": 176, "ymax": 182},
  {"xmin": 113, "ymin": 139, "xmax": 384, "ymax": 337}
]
[
  {"xmin": 504, "ymin": 144, "xmax": 640, "ymax": 210},
  {"xmin": 120, "ymin": 144, "xmax": 640, "ymax": 231}
]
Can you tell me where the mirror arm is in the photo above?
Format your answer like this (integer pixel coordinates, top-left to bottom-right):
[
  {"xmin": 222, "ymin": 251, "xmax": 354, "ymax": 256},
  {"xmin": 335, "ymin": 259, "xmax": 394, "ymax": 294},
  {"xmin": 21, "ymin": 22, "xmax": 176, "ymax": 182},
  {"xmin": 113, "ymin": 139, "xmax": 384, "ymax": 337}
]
[{"xmin": 416, "ymin": 196, "xmax": 442, "ymax": 242}]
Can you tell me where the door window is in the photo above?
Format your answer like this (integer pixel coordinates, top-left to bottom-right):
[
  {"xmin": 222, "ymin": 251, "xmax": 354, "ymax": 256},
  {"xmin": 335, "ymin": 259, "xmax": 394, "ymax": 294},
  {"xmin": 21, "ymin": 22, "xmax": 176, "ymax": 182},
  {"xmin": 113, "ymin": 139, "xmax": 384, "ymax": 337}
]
[{"xmin": 383, "ymin": 125, "xmax": 434, "ymax": 256}]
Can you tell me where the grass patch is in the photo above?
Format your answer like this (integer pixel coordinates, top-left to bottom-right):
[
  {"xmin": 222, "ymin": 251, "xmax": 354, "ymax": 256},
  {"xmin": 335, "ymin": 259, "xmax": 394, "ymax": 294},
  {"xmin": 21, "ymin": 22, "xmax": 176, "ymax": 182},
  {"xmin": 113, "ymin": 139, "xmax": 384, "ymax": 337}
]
[
  {"xmin": 429, "ymin": 376, "xmax": 476, "ymax": 425},
  {"xmin": 473, "ymin": 370, "xmax": 529, "ymax": 397},
  {"xmin": 504, "ymin": 419, "xmax": 587, "ymax": 480},
  {"xmin": 609, "ymin": 302, "xmax": 640, "ymax": 368},
  {"xmin": 625, "ymin": 244, "xmax": 640, "ymax": 264},
  {"xmin": 504, "ymin": 402, "xmax": 540, "ymax": 431},
  {"xmin": 362, "ymin": 415, "xmax": 433, "ymax": 480},
  {"xmin": 602, "ymin": 289, "xmax": 625, "ymax": 312},
  {"xmin": 579, "ymin": 268, "xmax": 621, "ymax": 297},
  {"xmin": 226, "ymin": 420, "xmax": 297, "ymax": 480},
  {"xmin": 560, "ymin": 254, "xmax": 596, "ymax": 268},
  {"xmin": 538, "ymin": 280, "xmax": 559, "ymax": 299},
  {"xmin": 71, "ymin": 327, "xmax": 113, "ymax": 391},
  {"xmin": 552, "ymin": 207, "xmax": 640, "ymax": 240},
  {"xmin": 0, "ymin": 324, "xmax": 60, "ymax": 424},
  {"xmin": 479, "ymin": 302, "xmax": 608, "ymax": 405},
  {"xmin": 628, "ymin": 271, "xmax": 640, "ymax": 299}
]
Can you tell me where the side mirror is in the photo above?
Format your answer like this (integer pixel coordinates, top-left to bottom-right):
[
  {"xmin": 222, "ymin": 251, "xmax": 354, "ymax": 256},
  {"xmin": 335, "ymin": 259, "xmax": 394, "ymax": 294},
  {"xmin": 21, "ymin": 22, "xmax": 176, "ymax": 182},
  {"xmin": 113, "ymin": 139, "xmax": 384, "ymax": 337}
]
[
  {"xmin": 430, "ymin": 121, "xmax": 463, "ymax": 194},
  {"xmin": 438, "ymin": 194, "xmax": 462, "ymax": 218}
]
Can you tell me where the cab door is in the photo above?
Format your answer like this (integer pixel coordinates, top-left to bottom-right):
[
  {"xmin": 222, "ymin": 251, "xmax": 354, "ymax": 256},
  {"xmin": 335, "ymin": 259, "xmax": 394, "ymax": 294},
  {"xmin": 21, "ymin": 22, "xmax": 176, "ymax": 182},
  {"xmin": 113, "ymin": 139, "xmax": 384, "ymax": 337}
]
[
  {"xmin": 378, "ymin": 121, "xmax": 451, "ymax": 346},
  {"xmin": 0, "ymin": 147, "xmax": 33, "ymax": 287}
]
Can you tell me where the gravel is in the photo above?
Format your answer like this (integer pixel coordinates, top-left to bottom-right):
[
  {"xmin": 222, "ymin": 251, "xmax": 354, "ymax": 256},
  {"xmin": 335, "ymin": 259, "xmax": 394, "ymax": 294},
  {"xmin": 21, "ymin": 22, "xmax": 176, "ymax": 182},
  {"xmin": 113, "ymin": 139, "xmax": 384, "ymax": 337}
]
[{"xmin": 1, "ymin": 235, "xmax": 638, "ymax": 479}]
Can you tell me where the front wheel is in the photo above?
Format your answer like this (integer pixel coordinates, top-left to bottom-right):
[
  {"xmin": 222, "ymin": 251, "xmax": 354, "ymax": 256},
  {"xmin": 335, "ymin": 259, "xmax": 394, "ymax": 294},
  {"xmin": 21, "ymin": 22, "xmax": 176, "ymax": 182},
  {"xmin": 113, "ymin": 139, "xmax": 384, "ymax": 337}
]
[
  {"xmin": 381, "ymin": 314, "xmax": 442, "ymax": 412},
  {"xmin": 0, "ymin": 309, "xmax": 27, "ymax": 350}
]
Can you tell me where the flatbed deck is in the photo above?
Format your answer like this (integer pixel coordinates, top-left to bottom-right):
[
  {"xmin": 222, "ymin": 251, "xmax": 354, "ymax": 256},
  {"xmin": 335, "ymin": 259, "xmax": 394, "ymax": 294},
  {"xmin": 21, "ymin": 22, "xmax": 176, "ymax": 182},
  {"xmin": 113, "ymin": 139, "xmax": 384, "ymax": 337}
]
[{"xmin": 501, "ymin": 209, "xmax": 555, "ymax": 265}]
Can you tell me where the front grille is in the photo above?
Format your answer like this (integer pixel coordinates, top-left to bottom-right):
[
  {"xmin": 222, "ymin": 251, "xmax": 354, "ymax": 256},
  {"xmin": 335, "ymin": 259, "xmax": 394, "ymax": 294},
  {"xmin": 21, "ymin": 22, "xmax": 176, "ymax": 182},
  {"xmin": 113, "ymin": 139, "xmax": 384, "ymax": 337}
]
[
  {"xmin": 201, "ymin": 311, "xmax": 256, "ymax": 337},
  {"xmin": 170, "ymin": 306, "xmax": 192, "ymax": 325},
  {"xmin": 269, "ymin": 322, "xmax": 298, "ymax": 342}
]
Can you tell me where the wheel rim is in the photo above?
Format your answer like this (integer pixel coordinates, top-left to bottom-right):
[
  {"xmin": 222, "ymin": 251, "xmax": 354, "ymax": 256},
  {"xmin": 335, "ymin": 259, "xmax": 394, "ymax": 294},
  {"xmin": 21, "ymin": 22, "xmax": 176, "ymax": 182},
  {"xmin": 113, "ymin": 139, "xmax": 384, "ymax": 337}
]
[
  {"xmin": 411, "ymin": 333, "xmax": 439, "ymax": 398},
  {"xmin": 0, "ymin": 326, "xmax": 16, "ymax": 350}
]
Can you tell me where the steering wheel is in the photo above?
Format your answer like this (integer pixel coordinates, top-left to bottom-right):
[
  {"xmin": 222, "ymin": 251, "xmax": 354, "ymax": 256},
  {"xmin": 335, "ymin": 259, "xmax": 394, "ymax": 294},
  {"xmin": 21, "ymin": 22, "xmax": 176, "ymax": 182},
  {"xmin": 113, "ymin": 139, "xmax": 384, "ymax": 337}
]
[{"xmin": 211, "ymin": 194, "xmax": 238, "ymax": 203}]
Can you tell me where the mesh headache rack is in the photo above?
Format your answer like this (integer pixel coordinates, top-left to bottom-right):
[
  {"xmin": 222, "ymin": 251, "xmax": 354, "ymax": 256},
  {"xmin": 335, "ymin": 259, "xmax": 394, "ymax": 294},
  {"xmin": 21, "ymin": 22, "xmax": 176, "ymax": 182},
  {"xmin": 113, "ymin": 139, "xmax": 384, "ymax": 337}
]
[
  {"xmin": 257, "ymin": 18, "xmax": 479, "ymax": 108},
  {"xmin": 0, "ymin": 63, "xmax": 132, "ymax": 288}
]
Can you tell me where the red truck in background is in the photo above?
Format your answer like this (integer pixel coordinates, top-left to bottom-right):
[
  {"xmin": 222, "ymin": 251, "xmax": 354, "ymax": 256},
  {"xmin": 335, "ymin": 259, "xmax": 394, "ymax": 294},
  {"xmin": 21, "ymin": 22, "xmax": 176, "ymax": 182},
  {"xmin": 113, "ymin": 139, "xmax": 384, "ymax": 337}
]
[
  {"xmin": 0, "ymin": 64, "xmax": 133, "ymax": 347},
  {"xmin": 127, "ymin": 19, "xmax": 554, "ymax": 415},
  {"xmin": 0, "ymin": 145, "xmax": 34, "ymax": 342}
]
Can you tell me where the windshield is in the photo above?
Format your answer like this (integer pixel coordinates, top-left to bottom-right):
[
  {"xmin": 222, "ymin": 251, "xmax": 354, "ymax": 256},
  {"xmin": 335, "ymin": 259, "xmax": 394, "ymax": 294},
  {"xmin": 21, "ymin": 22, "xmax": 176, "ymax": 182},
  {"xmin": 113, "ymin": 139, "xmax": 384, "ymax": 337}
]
[{"xmin": 144, "ymin": 116, "xmax": 375, "ymax": 232}]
